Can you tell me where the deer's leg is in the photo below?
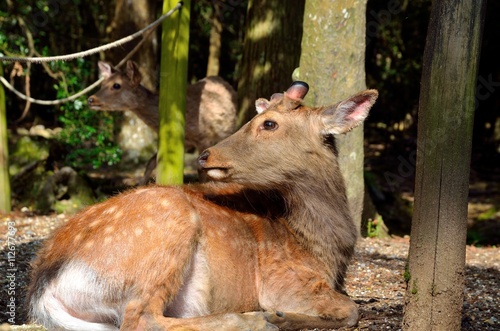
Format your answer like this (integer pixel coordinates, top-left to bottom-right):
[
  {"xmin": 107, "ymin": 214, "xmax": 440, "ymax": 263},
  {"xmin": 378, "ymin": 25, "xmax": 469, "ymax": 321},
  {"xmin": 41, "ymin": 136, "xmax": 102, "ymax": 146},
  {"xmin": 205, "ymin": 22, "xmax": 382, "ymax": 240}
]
[
  {"xmin": 261, "ymin": 284, "xmax": 359, "ymax": 330},
  {"xmin": 263, "ymin": 305, "xmax": 358, "ymax": 330},
  {"xmin": 117, "ymin": 198, "xmax": 206, "ymax": 330},
  {"xmin": 140, "ymin": 152, "xmax": 157, "ymax": 185},
  {"xmin": 126, "ymin": 312, "xmax": 279, "ymax": 331},
  {"xmin": 120, "ymin": 241, "xmax": 277, "ymax": 331},
  {"xmin": 128, "ymin": 283, "xmax": 357, "ymax": 331},
  {"xmin": 257, "ymin": 256, "xmax": 359, "ymax": 330}
]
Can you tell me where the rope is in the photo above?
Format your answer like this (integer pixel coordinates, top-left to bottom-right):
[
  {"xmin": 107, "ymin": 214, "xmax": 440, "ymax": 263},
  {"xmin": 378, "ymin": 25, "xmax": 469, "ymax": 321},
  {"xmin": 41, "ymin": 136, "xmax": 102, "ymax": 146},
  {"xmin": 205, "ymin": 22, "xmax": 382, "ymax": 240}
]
[
  {"xmin": 0, "ymin": 2, "xmax": 182, "ymax": 63},
  {"xmin": 0, "ymin": 75, "xmax": 104, "ymax": 105},
  {"xmin": 0, "ymin": 2, "xmax": 182, "ymax": 106}
]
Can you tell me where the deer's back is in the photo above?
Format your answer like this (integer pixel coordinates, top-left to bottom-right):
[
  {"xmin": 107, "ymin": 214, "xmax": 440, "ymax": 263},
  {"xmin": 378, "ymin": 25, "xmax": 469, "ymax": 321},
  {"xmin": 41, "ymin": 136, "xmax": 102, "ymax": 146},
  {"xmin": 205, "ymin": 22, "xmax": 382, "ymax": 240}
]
[{"xmin": 186, "ymin": 77, "xmax": 238, "ymax": 151}]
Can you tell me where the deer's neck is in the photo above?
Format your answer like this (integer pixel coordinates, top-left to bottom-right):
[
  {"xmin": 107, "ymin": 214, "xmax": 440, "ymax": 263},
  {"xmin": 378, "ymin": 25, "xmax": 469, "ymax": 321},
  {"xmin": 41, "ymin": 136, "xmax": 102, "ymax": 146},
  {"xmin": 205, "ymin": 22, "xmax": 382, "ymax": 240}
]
[
  {"xmin": 130, "ymin": 86, "xmax": 159, "ymax": 131},
  {"xmin": 284, "ymin": 173, "xmax": 357, "ymax": 289}
]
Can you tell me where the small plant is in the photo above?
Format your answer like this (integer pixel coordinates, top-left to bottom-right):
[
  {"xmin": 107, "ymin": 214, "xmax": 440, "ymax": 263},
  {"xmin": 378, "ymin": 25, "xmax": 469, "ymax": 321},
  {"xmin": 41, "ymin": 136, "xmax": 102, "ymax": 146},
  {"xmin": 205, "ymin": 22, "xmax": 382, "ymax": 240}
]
[
  {"xmin": 411, "ymin": 280, "xmax": 418, "ymax": 295},
  {"xmin": 403, "ymin": 262, "xmax": 411, "ymax": 283},
  {"xmin": 53, "ymin": 59, "xmax": 122, "ymax": 170},
  {"xmin": 367, "ymin": 214, "xmax": 385, "ymax": 238},
  {"xmin": 477, "ymin": 206, "xmax": 497, "ymax": 221}
]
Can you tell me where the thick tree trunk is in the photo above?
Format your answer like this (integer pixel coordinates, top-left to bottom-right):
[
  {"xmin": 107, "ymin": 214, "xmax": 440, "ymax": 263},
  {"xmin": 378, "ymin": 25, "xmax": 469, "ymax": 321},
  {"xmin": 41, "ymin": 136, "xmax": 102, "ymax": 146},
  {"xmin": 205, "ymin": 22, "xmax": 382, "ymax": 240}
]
[
  {"xmin": 0, "ymin": 62, "xmax": 11, "ymax": 212},
  {"xmin": 237, "ymin": 0, "xmax": 305, "ymax": 127},
  {"xmin": 108, "ymin": 0, "xmax": 159, "ymax": 89},
  {"xmin": 299, "ymin": 0, "xmax": 367, "ymax": 231},
  {"xmin": 402, "ymin": 1, "xmax": 486, "ymax": 330},
  {"xmin": 156, "ymin": 0, "xmax": 190, "ymax": 185}
]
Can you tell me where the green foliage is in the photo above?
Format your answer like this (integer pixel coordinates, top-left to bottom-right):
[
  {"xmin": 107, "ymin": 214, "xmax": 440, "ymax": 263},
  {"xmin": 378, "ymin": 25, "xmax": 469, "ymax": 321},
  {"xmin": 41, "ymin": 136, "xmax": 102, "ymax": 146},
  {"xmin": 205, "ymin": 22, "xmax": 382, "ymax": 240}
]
[
  {"xmin": 1, "ymin": 0, "xmax": 121, "ymax": 171},
  {"xmin": 411, "ymin": 280, "xmax": 418, "ymax": 295},
  {"xmin": 57, "ymin": 109, "xmax": 122, "ymax": 170},
  {"xmin": 403, "ymin": 262, "xmax": 411, "ymax": 283},
  {"xmin": 477, "ymin": 207, "xmax": 498, "ymax": 221},
  {"xmin": 9, "ymin": 136, "xmax": 50, "ymax": 175},
  {"xmin": 367, "ymin": 215, "xmax": 384, "ymax": 238},
  {"xmin": 53, "ymin": 59, "xmax": 122, "ymax": 170}
]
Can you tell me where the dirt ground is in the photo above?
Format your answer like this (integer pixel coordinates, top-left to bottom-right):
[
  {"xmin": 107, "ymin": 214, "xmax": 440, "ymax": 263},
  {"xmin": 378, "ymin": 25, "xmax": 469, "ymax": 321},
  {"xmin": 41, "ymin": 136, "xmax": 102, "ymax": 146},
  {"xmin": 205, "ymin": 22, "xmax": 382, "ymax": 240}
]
[{"xmin": 0, "ymin": 211, "xmax": 498, "ymax": 331}]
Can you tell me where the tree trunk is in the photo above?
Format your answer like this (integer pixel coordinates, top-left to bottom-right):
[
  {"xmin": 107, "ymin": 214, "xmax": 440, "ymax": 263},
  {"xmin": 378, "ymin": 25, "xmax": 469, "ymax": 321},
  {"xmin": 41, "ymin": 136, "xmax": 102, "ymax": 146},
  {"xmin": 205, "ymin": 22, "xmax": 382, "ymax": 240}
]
[
  {"xmin": 156, "ymin": 0, "xmax": 191, "ymax": 185},
  {"xmin": 206, "ymin": 1, "xmax": 222, "ymax": 77},
  {"xmin": 237, "ymin": 0, "xmax": 305, "ymax": 128},
  {"xmin": 299, "ymin": 0, "xmax": 367, "ymax": 231},
  {"xmin": 402, "ymin": 1, "xmax": 486, "ymax": 330},
  {"xmin": 0, "ymin": 62, "xmax": 11, "ymax": 212},
  {"xmin": 108, "ymin": 0, "xmax": 159, "ymax": 166},
  {"xmin": 108, "ymin": 0, "xmax": 159, "ymax": 88}
]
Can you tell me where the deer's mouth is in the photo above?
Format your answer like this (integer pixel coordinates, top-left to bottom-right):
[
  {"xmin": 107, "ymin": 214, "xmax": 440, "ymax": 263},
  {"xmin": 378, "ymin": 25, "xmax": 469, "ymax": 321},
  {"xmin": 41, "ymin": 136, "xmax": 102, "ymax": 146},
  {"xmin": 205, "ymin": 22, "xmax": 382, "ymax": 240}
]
[
  {"xmin": 87, "ymin": 98, "xmax": 103, "ymax": 110},
  {"xmin": 204, "ymin": 168, "xmax": 231, "ymax": 180},
  {"xmin": 198, "ymin": 150, "xmax": 232, "ymax": 180}
]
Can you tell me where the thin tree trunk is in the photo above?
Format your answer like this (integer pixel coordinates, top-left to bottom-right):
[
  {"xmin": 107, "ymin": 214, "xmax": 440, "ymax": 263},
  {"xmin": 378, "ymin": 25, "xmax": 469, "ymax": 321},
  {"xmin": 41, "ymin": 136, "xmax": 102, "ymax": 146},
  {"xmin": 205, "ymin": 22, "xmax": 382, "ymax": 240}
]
[
  {"xmin": 299, "ymin": 0, "xmax": 368, "ymax": 231},
  {"xmin": 108, "ymin": 0, "xmax": 159, "ymax": 166},
  {"xmin": 0, "ymin": 62, "xmax": 11, "ymax": 212},
  {"xmin": 237, "ymin": 0, "xmax": 305, "ymax": 128},
  {"xmin": 402, "ymin": 1, "xmax": 486, "ymax": 330},
  {"xmin": 206, "ymin": 1, "xmax": 222, "ymax": 77},
  {"xmin": 157, "ymin": 0, "xmax": 191, "ymax": 185}
]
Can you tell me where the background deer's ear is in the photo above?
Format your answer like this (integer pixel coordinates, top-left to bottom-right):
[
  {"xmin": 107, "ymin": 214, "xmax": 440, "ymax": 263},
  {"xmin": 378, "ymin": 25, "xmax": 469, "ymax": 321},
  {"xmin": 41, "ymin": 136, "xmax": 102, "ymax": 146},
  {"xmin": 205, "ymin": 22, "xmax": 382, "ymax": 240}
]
[
  {"xmin": 98, "ymin": 61, "xmax": 113, "ymax": 79},
  {"xmin": 255, "ymin": 98, "xmax": 270, "ymax": 113},
  {"xmin": 125, "ymin": 60, "xmax": 142, "ymax": 87},
  {"xmin": 321, "ymin": 89, "xmax": 378, "ymax": 134}
]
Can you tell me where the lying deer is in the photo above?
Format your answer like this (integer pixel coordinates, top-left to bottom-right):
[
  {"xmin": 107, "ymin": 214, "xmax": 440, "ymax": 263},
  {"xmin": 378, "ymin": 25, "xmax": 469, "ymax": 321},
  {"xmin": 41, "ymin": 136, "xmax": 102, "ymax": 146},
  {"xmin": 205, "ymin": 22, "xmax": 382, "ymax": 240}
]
[
  {"xmin": 29, "ymin": 82, "xmax": 378, "ymax": 330},
  {"xmin": 87, "ymin": 60, "xmax": 238, "ymax": 182}
]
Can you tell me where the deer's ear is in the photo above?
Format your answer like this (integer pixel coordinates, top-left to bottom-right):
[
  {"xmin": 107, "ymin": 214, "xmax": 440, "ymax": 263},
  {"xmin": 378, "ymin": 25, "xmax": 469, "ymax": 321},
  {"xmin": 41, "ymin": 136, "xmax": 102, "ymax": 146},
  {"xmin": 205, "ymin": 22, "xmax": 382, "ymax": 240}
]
[
  {"xmin": 125, "ymin": 61, "xmax": 142, "ymax": 87},
  {"xmin": 285, "ymin": 81, "xmax": 309, "ymax": 101},
  {"xmin": 255, "ymin": 98, "xmax": 270, "ymax": 114},
  {"xmin": 98, "ymin": 61, "xmax": 113, "ymax": 79},
  {"xmin": 321, "ymin": 89, "xmax": 378, "ymax": 134},
  {"xmin": 270, "ymin": 93, "xmax": 283, "ymax": 101}
]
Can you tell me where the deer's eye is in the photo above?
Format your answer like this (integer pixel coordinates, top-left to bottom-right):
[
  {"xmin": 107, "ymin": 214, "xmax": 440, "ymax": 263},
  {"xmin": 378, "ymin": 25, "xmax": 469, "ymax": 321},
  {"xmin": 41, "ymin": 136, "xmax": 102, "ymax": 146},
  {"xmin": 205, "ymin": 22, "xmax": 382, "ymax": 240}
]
[
  {"xmin": 112, "ymin": 83, "xmax": 121, "ymax": 90},
  {"xmin": 261, "ymin": 120, "xmax": 278, "ymax": 131}
]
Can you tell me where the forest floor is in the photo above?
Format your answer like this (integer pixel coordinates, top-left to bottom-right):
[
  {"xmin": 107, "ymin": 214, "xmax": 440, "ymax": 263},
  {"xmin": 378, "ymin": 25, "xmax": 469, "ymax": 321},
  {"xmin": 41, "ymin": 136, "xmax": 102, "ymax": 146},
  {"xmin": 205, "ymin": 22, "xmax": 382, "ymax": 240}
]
[{"xmin": 0, "ymin": 211, "xmax": 498, "ymax": 331}]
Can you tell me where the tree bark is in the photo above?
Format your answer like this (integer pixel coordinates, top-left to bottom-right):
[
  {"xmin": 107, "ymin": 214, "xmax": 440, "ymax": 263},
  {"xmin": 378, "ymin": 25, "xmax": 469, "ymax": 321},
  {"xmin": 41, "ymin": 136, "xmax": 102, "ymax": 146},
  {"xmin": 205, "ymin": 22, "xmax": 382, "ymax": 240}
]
[
  {"xmin": 299, "ymin": 0, "xmax": 368, "ymax": 231},
  {"xmin": 237, "ymin": 0, "xmax": 305, "ymax": 127},
  {"xmin": 108, "ymin": 0, "xmax": 159, "ymax": 89},
  {"xmin": 206, "ymin": 1, "xmax": 222, "ymax": 77},
  {"xmin": 0, "ymin": 62, "xmax": 11, "ymax": 212},
  {"xmin": 108, "ymin": 0, "xmax": 159, "ymax": 166},
  {"xmin": 402, "ymin": 1, "xmax": 486, "ymax": 330},
  {"xmin": 157, "ymin": 0, "xmax": 191, "ymax": 185}
]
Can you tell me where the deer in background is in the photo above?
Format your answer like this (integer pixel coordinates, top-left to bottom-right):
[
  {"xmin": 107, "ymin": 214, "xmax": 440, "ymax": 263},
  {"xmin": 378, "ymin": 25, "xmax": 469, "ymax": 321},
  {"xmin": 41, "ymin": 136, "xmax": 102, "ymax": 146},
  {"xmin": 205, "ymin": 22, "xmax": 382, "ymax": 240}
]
[
  {"xmin": 87, "ymin": 60, "xmax": 238, "ymax": 183},
  {"xmin": 29, "ymin": 81, "xmax": 378, "ymax": 330}
]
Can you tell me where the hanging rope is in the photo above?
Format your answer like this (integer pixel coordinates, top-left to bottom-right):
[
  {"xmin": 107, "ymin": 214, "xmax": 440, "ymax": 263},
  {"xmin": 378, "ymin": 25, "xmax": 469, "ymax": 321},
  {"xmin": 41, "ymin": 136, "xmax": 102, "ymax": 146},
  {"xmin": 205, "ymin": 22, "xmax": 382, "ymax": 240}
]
[
  {"xmin": 0, "ymin": 2, "xmax": 182, "ymax": 63},
  {"xmin": 0, "ymin": 75, "xmax": 104, "ymax": 106},
  {"xmin": 0, "ymin": 2, "xmax": 182, "ymax": 106}
]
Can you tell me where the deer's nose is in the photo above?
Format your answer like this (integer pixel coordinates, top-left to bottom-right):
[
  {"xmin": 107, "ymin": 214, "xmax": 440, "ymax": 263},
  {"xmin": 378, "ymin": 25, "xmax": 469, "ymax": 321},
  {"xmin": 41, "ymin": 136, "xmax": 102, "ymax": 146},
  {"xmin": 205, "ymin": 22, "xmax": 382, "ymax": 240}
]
[
  {"xmin": 87, "ymin": 97, "xmax": 95, "ymax": 105},
  {"xmin": 198, "ymin": 150, "xmax": 210, "ymax": 168}
]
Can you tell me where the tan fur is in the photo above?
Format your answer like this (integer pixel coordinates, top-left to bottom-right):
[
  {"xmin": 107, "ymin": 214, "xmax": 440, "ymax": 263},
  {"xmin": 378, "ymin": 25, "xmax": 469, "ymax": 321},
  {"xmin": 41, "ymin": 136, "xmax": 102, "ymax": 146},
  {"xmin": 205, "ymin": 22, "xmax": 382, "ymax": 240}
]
[{"xmin": 29, "ymin": 83, "xmax": 378, "ymax": 330}]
